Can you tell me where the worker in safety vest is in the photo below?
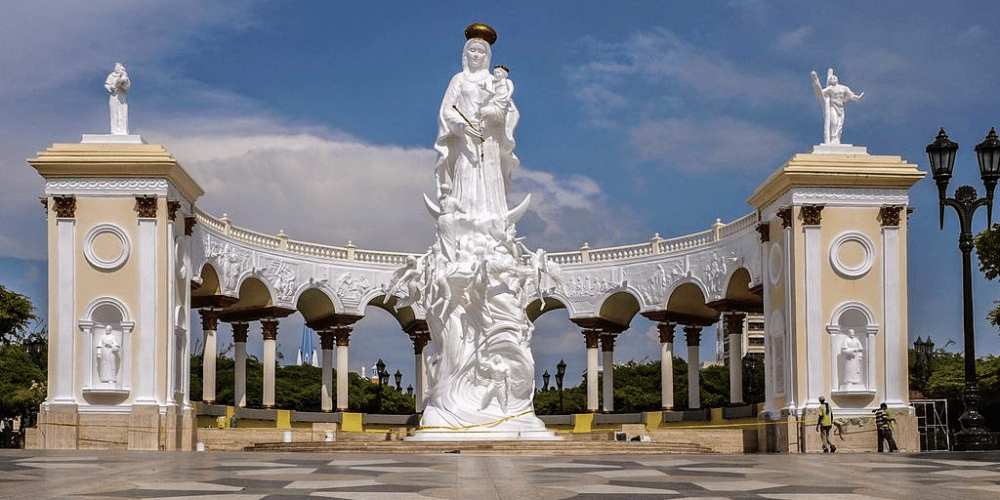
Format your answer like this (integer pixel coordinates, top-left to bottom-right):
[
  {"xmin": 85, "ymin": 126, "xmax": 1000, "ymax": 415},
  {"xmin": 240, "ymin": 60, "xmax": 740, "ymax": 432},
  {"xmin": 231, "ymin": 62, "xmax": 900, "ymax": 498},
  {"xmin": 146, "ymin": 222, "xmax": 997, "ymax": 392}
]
[{"xmin": 816, "ymin": 395, "xmax": 836, "ymax": 452}]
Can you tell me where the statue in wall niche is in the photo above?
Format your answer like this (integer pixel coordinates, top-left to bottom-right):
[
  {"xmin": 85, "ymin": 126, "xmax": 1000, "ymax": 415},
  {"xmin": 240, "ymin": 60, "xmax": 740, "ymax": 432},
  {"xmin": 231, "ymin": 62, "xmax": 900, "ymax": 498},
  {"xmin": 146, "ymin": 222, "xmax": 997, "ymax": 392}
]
[
  {"xmin": 104, "ymin": 62, "xmax": 131, "ymax": 135},
  {"xmin": 810, "ymin": 68, "xmax": 864, "ymax": 145},
  {"xmin": 96, "ymin": 327, "xmax": 120, "ymax": 385},
  {"xmin": 390, "ymin": 23, "xmax": 561, "ymax": 439},
  {"xmin": 840, "ymin": 328, "xmax": 865, "ymax": 389}
]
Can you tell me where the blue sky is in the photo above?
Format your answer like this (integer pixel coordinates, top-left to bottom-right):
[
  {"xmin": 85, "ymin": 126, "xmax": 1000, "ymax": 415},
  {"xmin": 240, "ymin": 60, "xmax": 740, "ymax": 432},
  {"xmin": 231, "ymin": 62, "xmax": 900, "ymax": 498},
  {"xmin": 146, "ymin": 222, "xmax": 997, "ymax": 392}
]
[{"xmin": 3, "ymin": 1, "xmax": 1000, "ymax": 389}]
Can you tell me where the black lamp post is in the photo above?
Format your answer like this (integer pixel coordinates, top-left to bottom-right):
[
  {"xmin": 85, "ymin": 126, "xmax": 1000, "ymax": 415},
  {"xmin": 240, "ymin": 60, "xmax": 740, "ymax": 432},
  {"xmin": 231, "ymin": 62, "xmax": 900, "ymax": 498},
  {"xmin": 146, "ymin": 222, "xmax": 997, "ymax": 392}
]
[
  {"xmin": 542, "ymin": 370, "xmax": 550, "ymax": 392},
  {"xmin": 375, "ymin": 358, "xmax": 387, "ymax": 413},
  {"xmin": 406, "ymin": 384, "xmax": 414, "ymax": 397},
  {"xmin": 394, "ymin": 369, "xmax": 403, "ymax": 391},
  {"xmin": 914, "ymin": 336, "xmax": 935, "ymax": 392},
  {"xmin": 927, "ymin": 127, "xmax": 1000, "ymax": 450},
  {"xmin": 556, "ymin": 359, "xmax": 566, "ymax": 414}
]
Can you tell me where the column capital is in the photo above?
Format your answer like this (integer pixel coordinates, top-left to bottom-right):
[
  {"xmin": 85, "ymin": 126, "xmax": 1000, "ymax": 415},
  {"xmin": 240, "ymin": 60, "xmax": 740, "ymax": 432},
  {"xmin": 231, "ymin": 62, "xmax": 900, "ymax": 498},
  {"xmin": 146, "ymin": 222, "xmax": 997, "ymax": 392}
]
[
  {"xmin": 231, "ymin": 322, "xmax": 249, "ymax": 343},
  {"xmin": 408, "ymin": 329, "xmax": 430, "ymax": 354},
  {"xmin": 52, "ymin": 195, "xmax": 76, "ymax": 218},
  {"xmin": 776, "ymin": 206, "xmax": 793, "ymax": 229},
  {"xmin": 135, "ymin": 195, "xmax": 158, "ymax": 218},
  {"xmin": 601, "ymin": 333, "xmax": 616, "ymax": 352},
  {"xmin": 333, "ymin": 326, "xmax": 352, "ymax": 347},
  {"xmin": 879, "ymin": 204, "xmax": 905, "ymax": 227},
  {"xmin": 185, "ymin": 216, "xmax": 197, "ymax": 236},
  {"xmin": 260, "ymin": 319, "xmax": 279, "ymax": 341},
  {"xmin": 756, "ymin": 222, "xmax": 770, "ymax": 243},
  {"xmin": 167, "ymin": 200, "xmax": 181, "ymax": 221},
  {"xmin": 582, "ymin": 329, "xmax": 600, "ymax": 349},
  {"xmin": 318, "ymin": 329, "xmax": 336, "ymax": 350},
  {"xmin": 683, "ymin": 325, "xmax": 702, "ymax": 347},
  {"xmin": 657, "ymin": 322, "xmax": 676, "ymax": 344},
  {"xmin": 199, "ymin": 309, "xmax": 220, "ymax": 331},
  {"xmin": 724, "ymin": 312, "xmax": 746, "ymax": 336},
  {"xmin": 800, "ymin": 204, "xmax": 824, "ymax": 226}
]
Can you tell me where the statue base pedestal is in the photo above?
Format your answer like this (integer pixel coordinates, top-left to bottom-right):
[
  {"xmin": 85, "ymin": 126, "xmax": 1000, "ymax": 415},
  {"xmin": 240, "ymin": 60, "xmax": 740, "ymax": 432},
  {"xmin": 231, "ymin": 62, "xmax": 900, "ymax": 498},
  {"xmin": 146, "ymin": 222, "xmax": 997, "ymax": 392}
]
[
  {"xmin": 811, "ymin": 143, "xmax": 868, "ymax": 155},
  {"xmin": 406, "ymin": 429, "xmax": 561, "ymax": 441},
  {"xmin": 81, "ymin": 134, "xmax": 144, "ymax": 144}
]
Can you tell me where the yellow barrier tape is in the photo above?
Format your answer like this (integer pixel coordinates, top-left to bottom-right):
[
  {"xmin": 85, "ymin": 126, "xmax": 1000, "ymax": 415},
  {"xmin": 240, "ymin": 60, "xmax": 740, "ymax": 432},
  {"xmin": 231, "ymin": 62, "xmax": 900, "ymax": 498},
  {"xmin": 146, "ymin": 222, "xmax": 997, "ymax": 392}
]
[{"xmin": 417, "ymin": 409, "xmax": 535, "ymax": 431}]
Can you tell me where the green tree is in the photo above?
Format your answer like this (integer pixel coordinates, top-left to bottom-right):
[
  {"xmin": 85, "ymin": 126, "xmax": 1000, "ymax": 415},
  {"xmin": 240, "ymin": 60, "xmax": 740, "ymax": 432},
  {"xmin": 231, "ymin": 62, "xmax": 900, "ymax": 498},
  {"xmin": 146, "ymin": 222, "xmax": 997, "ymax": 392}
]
[
  {"xmin": 0, "ymin": 344, "xmax": 46, "ymax": 429},
  {"xmin": 0, "ymin": 285, "xmax": 38, "ymax": 345},
  {"xmin": 974, "ymin": 224, "xmax": 1000, "ymax": 326}
]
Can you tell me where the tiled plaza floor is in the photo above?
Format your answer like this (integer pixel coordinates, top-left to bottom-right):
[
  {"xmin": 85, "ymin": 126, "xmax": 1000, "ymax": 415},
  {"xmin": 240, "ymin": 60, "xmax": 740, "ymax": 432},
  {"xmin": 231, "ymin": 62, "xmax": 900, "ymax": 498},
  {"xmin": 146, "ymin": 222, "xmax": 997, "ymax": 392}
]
[{"xmin": 1, "ymin": 449, "xmax": 999, "ymax": 499}]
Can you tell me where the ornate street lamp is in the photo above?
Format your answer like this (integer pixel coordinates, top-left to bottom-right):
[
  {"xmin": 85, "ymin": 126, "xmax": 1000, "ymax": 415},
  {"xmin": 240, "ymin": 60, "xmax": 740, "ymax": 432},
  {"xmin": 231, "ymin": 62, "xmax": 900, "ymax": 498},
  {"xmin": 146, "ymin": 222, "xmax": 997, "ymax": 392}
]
[
  {"xmin": 927, "ymin": 127, "xmax": 1000, "ymax": 450},
  {"xmin": 394, "ymin": 369, "xmax": 403, "ymax": 391},
  {"xmin": 542, "ymin": 370, "xmax": 550, "ymax": 392},
  {"xmin": 556, "ymin": 359, "xmax": 566, "ymax": 414},
  {"xmin": 375, "ymin": 358, "xmax": 387, "ymax": 413},
  {"xmin": 406, "ymin": 384, "xmax": 414, "ymax": 397}
]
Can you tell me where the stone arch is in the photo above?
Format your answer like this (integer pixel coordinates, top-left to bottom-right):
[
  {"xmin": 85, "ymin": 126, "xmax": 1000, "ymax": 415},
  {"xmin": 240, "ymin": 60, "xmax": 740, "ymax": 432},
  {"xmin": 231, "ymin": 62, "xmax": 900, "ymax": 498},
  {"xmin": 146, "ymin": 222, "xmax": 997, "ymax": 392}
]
[
  {"xmin": 526, "ymin": 295, "xmax": 568, "ymax": 323},
  {"xmin": 295, "ymin": 284, "xmax": 345, "ymax": 324},
  {"xmin": 664, "ymin": 281, "xmax": 718, "ymax": 324},
  {"xmin": 596, "ymin": 290, "xmax": 641, "ymax": 327},
  {"xmin": 193, "ymin": 262, "xmax": 222, "ymax": 295}
]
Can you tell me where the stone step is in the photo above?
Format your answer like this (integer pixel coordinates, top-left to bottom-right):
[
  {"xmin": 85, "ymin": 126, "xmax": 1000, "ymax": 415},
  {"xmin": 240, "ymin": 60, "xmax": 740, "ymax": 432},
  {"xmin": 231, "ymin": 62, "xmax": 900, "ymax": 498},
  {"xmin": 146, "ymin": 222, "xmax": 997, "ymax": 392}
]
[{"xmin": 244, "ymin": 440, "xmax": 715, "ymax": 455}]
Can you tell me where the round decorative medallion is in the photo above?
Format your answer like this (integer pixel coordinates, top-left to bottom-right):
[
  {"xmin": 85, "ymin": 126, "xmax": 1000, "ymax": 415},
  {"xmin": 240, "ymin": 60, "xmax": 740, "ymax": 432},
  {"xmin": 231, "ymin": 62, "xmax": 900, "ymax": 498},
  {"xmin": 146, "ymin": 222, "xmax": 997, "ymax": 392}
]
[
  {"xmin": 84, "ymin": 224, "xmax": 130, "ymax": 270},
  {"xmin": 768, "ymin": 244, "xmax": 783, "ymax": 286},
  {"xmin": 830, "ymin": 231, "xmax": 875, "ymax": 278}
]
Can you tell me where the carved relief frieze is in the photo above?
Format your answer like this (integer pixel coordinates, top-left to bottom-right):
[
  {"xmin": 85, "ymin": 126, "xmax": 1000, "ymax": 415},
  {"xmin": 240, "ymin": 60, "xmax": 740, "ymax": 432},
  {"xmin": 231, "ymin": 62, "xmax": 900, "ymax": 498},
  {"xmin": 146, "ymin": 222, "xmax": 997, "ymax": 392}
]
[
  {"xmin": 336, "ymin": 272, "xmax": 372, "ymax": 304},
  {"xmin": 262, "ymin": 258, "xmax": 298, "ymax": 302},
  {"xmin": 564, "ymin": 270, "xmax": 627, "ymax": 299},
  {"xmin": 698, "ymin": 250, "xmax": 738, "ymax": 297},
  {"xmin": 205, "ymin": 236, "xmax": 253, "ymax": 292},
  {"xmin": 630, "ymin": 260, "xmax": 685, "ymax": 306}
]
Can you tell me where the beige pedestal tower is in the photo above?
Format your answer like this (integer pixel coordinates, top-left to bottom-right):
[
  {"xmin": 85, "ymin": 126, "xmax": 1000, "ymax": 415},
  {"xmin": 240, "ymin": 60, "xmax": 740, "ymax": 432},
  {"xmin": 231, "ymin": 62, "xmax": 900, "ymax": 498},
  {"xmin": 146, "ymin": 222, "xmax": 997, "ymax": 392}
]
[
  {"xmin": 748, "ymin": 147, "xmax": 925, "ymax": 452},
  {"xmin": 29, "ymin": 137, "xmax": 203, "ymax": 450}
]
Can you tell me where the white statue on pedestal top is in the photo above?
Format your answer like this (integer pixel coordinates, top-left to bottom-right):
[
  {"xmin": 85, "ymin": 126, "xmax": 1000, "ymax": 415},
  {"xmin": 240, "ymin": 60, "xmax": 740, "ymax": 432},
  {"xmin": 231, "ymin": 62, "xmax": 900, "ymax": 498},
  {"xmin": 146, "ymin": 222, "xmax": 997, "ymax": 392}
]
[
  {"xmin": 392, "ymin": 23, "xmax": 560, "ymax": 439},
  {"xmin": 105, "ymin": 62, "xmax": 131, "ymax": 135},
  {"xmin": 811, "ymin": 68, "xmax": 863, "ymax": 145}
]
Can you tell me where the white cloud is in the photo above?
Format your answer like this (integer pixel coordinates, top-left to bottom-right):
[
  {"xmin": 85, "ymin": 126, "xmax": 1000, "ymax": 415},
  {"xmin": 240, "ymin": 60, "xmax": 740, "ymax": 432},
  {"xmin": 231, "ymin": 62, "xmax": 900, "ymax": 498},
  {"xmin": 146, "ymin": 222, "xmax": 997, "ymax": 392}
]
[
  {"xmin": 628, "ymin": 117, "xmax": 795, "ymax": 174},
  {"xmin": 776, "ymin": 26, "xmax": 813, "ymax": 52}
]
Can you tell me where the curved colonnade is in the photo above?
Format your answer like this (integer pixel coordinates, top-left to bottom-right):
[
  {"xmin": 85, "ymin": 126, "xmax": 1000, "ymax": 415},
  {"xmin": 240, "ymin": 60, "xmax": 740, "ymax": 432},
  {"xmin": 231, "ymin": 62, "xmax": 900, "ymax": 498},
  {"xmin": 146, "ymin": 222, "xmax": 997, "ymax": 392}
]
[{"xmin": 190, "ymin": 207, "xmax": 764, "ymax": 413}]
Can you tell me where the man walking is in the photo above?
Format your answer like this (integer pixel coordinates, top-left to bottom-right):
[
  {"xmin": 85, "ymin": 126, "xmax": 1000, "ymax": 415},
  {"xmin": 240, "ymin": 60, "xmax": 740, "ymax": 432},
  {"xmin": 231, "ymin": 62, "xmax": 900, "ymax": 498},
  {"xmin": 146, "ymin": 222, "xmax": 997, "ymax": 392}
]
[
  {"xmin": 874, "ymin": 403, "xmax": 898, "ymax": 452},
  {"xmin": 817, "ymin": 396, "xmax": 836, "ymax": 452}
]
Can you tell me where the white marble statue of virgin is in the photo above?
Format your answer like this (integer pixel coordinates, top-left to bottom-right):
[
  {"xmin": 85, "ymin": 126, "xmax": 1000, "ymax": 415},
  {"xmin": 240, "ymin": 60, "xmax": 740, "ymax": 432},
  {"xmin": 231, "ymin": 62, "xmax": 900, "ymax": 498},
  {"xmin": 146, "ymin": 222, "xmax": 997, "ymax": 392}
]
[
  {"xmin": 433, "ymin": 30, "xmax": 519, "ymax": 220},
  {"xmin": 105, "ymin": 62, "xmax": 131, "ymax": 135}
]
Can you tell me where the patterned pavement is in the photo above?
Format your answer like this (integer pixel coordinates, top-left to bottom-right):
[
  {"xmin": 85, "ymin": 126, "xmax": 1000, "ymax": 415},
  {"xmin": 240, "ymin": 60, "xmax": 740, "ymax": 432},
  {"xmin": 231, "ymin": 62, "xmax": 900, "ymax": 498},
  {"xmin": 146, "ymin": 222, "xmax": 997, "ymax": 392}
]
[{"xmin": 2, "ymin": 449, "xmax": 999, "ymax": 499}]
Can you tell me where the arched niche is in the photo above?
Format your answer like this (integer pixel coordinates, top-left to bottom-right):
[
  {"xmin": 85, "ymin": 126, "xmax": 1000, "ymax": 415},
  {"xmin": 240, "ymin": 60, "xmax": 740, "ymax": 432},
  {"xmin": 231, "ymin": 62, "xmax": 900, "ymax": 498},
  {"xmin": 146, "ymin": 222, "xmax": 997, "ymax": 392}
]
[
  {"xmin": 79, "ymin": 297, "xmax": 134, "ymax": 399},
  {"xmin": 826, "ymin": 302, "xmax": 878, "ymax": 396}
]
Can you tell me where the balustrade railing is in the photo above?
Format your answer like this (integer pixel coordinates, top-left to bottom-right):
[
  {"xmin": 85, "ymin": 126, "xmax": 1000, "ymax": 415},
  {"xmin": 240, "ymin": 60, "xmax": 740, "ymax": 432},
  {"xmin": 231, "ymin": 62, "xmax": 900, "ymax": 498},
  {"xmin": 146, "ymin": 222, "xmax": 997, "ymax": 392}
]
[{"xmin": 194, "ymin": 208, "xmax": 758, "ymax": 266}]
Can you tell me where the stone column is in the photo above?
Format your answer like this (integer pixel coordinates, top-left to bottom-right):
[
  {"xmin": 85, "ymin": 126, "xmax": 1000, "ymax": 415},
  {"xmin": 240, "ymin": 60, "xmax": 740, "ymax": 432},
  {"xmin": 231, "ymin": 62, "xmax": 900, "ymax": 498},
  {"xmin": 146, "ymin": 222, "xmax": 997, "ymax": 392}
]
[
  {"xmin": 726, "ymin": 313, "xmax": 746, "ymax": 404},
  {"xmin": 583, "ymin": 329, "xmax": 600, "ymax": 412},
  {"xmin": 318, "ymin": 329, "xmax": 335, "ymax": 412},
  {"xmin": 685, "ymin": 325, "xmax": 702, "ymax": 409},
  {"xmin": 658, "ymin": 322, "xmax": 676, "ymax": 410},
  {"xmin": 261, "ymin": 319, "xmax": 279, "ymax": 409},
  {"xmin": 232, "ymin": 322, "xmax": 249, "ymax": 408},
  {"xmin": 601, "ymin": 334, "xmax": 616, "ymax": 412},
  {"xmin": 881, "ymin": 205, "xmax": 906, "ymax": 405},
  {"xmin": 334, "ymin": 327, "xmax": 351, "ymax": 411},
  {"xmin": 199, "ymin": 309, "xmax": 220, "ymax": 404},
  {"xmin": 802, "ymin": 204, "xmax": 825, "ymax": 406},
  {"xmin": 409, "ymin": 329, "xmax": 430, "ymax": 411}
]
